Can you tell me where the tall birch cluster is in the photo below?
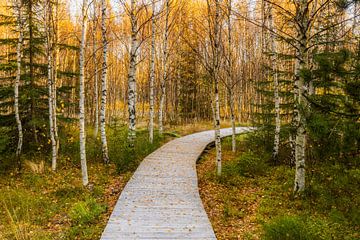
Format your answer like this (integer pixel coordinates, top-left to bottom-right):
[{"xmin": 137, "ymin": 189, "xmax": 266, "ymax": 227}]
[
  {"xmin": 256, "ymin": 0, "xmax": 359, "ymax": 194},
  {"xmin": 0, "ymin": 0, "xmax": 358, "ymax": 192}
]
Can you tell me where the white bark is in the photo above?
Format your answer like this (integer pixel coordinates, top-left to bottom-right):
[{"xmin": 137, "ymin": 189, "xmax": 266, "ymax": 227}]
[
  {"xmin": 215, "ymin": 82, "xmax": 222, "ymax": 176},
  {"xmin": 53, "ymin": 0, "xmax": 59, "ymax": 168},
  {"xmin": 79, "ymin": 0, "xmax": 89, "ymax": 186},
  {"xmin": 128, "ymin": 0, "xmax": 138, "ymax": 144},
  {"xmin": 227, "ymin": 0, "xmax": 236, "ymax": 153},
  {"xmin": 158, "ymin": 0, "xmax": 170, "ymax": 135},
  {"xmin": 45, "ymin": 0, "xmax": 57, "ymax": 171},
  {"xmin": 100, "ymin": 0, "xmax": 109, "ymax": 163},
  {"xmin": 214, "ymin": 0, "xmax": 222, "ymax": 176},
  {"xmin": 149, "ymin": 0, "xmax": 156, "ymax": 143},
  {"xmin": 268, "ymin": 5, "xmax": 280, "ymax": 162},
  {"xmin": 14, "ymin": 0, "xmax": 24, "ymax": 169},
  {"xmin": 93, "ymin": 0, "xmax": 99, "ymax": 138},
  {"xmin": 293, "ymin": 0, "xmax": 309, "ymax": 194}
]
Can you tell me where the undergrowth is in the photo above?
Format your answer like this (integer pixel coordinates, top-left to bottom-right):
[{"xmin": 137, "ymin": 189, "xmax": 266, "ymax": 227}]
[
  {"xmin": 198, "ymin": 133, "xmax": 360, "ymax": 240},
  {"xmin": 0, "ymin": 123, "xmax": 178, "ymax": 239}
]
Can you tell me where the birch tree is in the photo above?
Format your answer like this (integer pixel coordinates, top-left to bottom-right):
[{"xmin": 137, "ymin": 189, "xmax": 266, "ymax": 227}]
[
  {"xmin": 93, "ymin": 0, "xmax": 99, "ymax": 138},
  {"xmin": 268, "ymin": 4, "xmax": 280, "ymax": 162},
  {"xmin": 45, "ymin": 0, "xmax": 57, "ymax": 171},
  {"xmin": 127, "ymin": 0, "xmax": 138, "ymax": 144},
  {"xmin": 293, "ymin": 0, "xmax": 309, "ymax": 194},
  {"xmin": 158, "ymin": 0, "xmax": 170, "ymax": 135},
  {"xmin": 14, "ymin": 0, "xmax": 24, "ymax": 170},
  {"xmin": 226, "ymin": 0, "xmax": 236, "ymax": 152},
  {"xmin": 53, "ymin": 0, "xmax": 59, "ymax": 168},
  {"xmin": 149, "ymin": 0, "xmax": 156, "ymax": 143},
  {"xmin": 213, "ymin": 0, "xmax": 222, "ymax": 176},
  {"xmin": 79, "ymin": 0, "xmax": 89, "ymax": 186},
  {"xmin": 100, "ymin": 0, "xmax": 109, "ymax": 163}
]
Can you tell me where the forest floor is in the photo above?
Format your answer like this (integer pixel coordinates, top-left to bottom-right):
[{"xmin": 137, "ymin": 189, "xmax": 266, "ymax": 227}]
[
  {"xmin": 1, "ymin": 123, "xmax": 357, "ymax": 239},
  {"xmin": 197, "ymin": 135, "xmax": 360, "ymax": 240},
  {"xmin": 0, "ymin": 161, "xmax": 129, "ymax": 239},
  {"xmin": 0, "ymin": 122, "xmax": 225, "ymax": 240}
]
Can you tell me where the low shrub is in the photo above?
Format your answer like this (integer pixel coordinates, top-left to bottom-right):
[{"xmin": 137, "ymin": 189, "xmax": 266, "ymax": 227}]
[
  {"xmin": 69, "ymin": 198, "xmax": 106, "ymax": 225},
  {"xmin": 110, "ymin": 128, "xmax": 164, "ymax": 174},
  {"xmin": 263, "ymin": 216, "xmax": 320, "ymax": 240},
  {"xmin": 237, "ymin": 150, "xmax": 268, "ymax": 177}
]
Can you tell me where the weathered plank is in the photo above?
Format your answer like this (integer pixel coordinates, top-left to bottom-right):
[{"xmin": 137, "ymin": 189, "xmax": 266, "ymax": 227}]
[{"xmin": 101, "ymin": 127, "xmax": 252, "ymax": 240}]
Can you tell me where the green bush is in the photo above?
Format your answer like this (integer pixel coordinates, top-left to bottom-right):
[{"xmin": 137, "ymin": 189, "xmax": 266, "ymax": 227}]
[
  {"xmin": 217, "ymin": 150, "xmax": 268, "ymax": 186},
  {"xmin": 110, "ymin": 127, "xmax": 164, "ymax": 173},
  {"xmin": 237, "ymin": 150, "xmax": 268, "ymax": 177},
  {"xmin": 263, "ymin": 216, "xmax": 320, "ymax": 240},
  {"xmin": 306, "ymin": 165, "xmax": 360, "ymax": 227},
  {"xmin": 0, "ymin": 127, "xmax": 10, "ymax": 153},
  {"xmin": 69, "ymin": 198, "xmax": 106, "ymax": 225}
]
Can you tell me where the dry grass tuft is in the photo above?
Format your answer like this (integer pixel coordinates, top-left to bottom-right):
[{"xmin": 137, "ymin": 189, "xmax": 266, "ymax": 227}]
[{"xmin": 24, "ymin": 161, "xmax": 45, "ymax": 174}]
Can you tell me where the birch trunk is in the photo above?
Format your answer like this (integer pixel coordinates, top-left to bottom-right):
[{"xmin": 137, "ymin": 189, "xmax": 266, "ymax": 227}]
[
  {"xmin": 293, "ymin": 0, "xmax": 309, "ymax": 194},
  {"xmin": 149, "ymin": 0, "xmax": 156, "ymax": 143},
  {"xmin": 14, "ymin": 0, "xmax": 24, "ymax": 170},
  {"xmin": 128, "ymin": 0, "xmax": 138, "ymax": 145},
  {"xmin": 100, "ymin": 0, "xmax": 109, "ymax": 163},
  {"xmin": 53, "ymin": 0, "xmax": 59, "ymax": 167},
  {"xmin": 214, "ymin": 0, "xmax": 222, "ymax": 176},
  {"xmin": 45, "ymin": 0, "xmax": 57, "ymax": 171},
  {"xmin": 227, "ymin": 0, "xmax": 236, "ymax": 153},
  {"xmin": 268, "ymin": 5, "xmax": 280, "ymax": 163},
  {"xmin": 79, "ymin": 0, "xmax": 89, "ymax": 186},
  {"xmin": 93, "ymin": 0, "xmax": 99, "ymax": 138},
  {"xmin": 158, "ymin": 0, "xmax": 170, "ymax": 135},
  {"xmin": 229, "ymin": 90, "xmax": 236, "ymax": 152}
]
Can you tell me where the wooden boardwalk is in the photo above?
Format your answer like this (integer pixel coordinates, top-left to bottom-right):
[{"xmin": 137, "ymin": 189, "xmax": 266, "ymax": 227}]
[{"xmin": 101, "ymin": 127, "xmax": 251, "ymax": 240}]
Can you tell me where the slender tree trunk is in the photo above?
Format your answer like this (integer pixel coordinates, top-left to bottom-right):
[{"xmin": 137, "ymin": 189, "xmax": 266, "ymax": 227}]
[
  {"xmin": 215, "ymin": 79, "xmax": 222, "ymax": 176},
  {"xmin": 79, "ymin": 0, "xmax": 89, "ymax": 186},
  {"xmin": 14, "ymin": 0, "xmax": 24, "ymax": 170},
  {"xmin": 100, "ymin": 0, "xmax": 109, "ymax": 163},
  {"xmin": 93, "ymin": 0, "xmax": 99, "ymax": 138},
  {"xmin": 214, "ymin": 0, "xmax": 222, "ymax": 176},
  {"xmin": 128, "ymin": 0, "xmax": 138, "ymax": 145},
  {"xmin": 293, "ymin": 0, "xmax": 309, "ymax": 194},
  {"xmin": 158, "ymin": 0, "xmax": 170, "ymax": 135},
  {"xmin": 149, "ymin": 0, "xmax": 156, "ymax": 143},
  {"xmin": 46, "ymin": 0, "xmax": 57, "ymax": 171},
  {"xmin": 227, "ymin": 0, "xmax": 236, "ymax": 152},
  {"xmin": 268, "ymin": 5, "xmax": 280, "ymax": 163},
  {"xmin": 53, "ymin": 0, "xmax": 59, "ymax": 166}
]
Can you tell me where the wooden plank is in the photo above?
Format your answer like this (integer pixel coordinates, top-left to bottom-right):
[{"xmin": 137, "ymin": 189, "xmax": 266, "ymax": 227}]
[{"xmin": 101, "ymin": 127, "xmax": 251, "ymax": 239}]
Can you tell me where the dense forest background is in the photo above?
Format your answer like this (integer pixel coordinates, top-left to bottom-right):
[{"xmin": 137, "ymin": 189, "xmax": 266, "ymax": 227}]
[{"xmin": 0, "ymin": 0, "xmax": 359, "ymax": 239}]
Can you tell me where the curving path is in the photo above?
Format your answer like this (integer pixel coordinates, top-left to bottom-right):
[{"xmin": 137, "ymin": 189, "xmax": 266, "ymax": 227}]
[{"xmin": 101, "ymin": 127, "xmax": 252, "ymax": 240}]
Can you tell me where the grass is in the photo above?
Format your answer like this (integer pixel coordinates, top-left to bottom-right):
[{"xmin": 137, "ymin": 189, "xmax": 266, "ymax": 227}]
[
  {"xmin": 0, "ymin": 122, "xmax": 217, "ymax": 239},
  {"xmin": 197, "ymin": 134, "xmax": 360, "ymax": 240},
  {"xmin": 0, "ymin": 162, "xmax": 129, "ymax": 239},
  {"xmin": 0, "ymin": 123, "xmax": 182, "ymax": 239}
]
